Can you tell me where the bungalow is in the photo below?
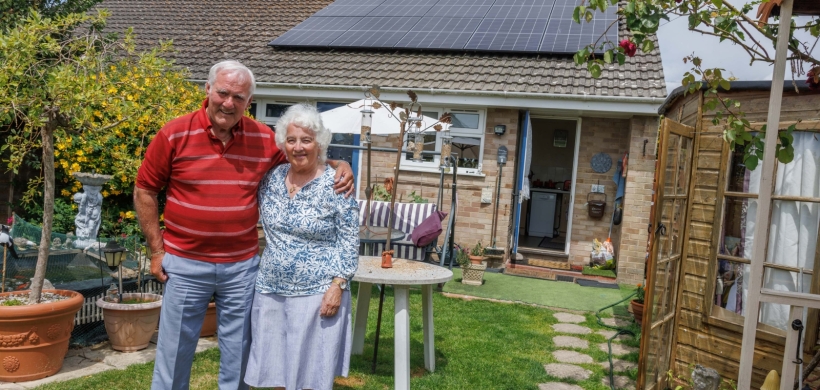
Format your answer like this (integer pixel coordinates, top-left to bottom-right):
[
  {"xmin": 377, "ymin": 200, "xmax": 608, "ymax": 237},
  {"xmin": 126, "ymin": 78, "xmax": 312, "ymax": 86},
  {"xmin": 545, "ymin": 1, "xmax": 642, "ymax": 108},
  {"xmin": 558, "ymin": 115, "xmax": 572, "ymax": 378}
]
[{"xmin": 94, "ymin": 0, "xmax": 667, "ymax": 284}]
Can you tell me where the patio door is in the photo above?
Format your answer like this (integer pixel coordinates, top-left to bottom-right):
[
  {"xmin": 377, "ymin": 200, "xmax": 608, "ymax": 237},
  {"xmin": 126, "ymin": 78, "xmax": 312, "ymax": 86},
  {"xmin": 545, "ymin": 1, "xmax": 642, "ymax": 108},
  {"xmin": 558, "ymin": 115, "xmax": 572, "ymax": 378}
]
[{"xmin": 638, "ymin": 118, "xmax": 694, "ymax": 389}]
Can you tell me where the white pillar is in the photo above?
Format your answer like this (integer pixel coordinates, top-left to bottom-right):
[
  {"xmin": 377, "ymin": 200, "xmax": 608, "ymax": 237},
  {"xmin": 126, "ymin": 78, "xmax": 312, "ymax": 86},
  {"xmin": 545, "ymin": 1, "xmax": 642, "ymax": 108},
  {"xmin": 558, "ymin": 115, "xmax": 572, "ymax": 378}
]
[
  {"xmin": 352, "ymin": 282, "xmax": 372, "ymax": 355},
  {"xmin": 422, "ymin": 284, "xmax": 435, "ymax": 372},
  {"xmin": 394, "ymin": 286, "xmax": 411, "ymax": 390}
]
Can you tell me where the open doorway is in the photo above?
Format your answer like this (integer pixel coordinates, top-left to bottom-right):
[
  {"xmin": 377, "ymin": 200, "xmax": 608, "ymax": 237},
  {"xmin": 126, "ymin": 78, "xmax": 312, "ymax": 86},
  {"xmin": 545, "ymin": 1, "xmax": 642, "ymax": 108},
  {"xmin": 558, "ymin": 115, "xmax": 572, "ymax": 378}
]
[{"xmin": 518, "ymin": 117, "xmax": 579, "ymax": 254}]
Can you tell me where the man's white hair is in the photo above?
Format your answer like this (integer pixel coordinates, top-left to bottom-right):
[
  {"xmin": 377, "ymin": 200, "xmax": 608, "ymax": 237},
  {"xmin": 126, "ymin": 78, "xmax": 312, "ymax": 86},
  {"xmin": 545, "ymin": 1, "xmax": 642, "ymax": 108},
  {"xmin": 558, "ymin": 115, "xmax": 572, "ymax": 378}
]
[
  {"xmin": 275, "ymin": 104, "xmax": 331, "ymax": 164},
  {"xmin": 207, "ymin": 60, "xmax": 256, "ymax": 96}
]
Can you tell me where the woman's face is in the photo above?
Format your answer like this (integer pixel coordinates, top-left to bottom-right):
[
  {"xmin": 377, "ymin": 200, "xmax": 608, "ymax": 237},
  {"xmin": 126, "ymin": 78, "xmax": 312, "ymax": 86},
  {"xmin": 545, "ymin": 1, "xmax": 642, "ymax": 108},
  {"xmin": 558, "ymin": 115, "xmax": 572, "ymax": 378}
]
[{"xmin": 285, "ymin": 124, "xmax": 319, "ymax": 171}]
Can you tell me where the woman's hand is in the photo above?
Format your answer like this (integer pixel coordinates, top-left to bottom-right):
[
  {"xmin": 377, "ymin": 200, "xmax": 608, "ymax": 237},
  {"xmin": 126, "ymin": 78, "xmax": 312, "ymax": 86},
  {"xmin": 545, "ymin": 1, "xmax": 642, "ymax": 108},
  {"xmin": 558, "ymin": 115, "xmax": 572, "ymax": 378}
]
[{"xmin": 320, "ymin": 283, "xmax": 342, "ymax": 317}]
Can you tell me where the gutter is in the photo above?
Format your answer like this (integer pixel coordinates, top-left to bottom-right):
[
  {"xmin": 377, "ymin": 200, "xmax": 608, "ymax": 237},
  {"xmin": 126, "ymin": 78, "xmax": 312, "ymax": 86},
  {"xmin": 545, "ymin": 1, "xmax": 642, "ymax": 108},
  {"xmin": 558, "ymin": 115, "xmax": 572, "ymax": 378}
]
[{"xmin": 190, "ymin": 79, "xmax": 667, "ymax": 105}]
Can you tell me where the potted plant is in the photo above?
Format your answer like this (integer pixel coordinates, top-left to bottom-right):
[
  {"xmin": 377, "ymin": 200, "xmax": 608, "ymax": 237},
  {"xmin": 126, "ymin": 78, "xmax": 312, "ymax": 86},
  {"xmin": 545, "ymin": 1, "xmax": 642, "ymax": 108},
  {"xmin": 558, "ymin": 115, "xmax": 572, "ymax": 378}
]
[
  {"xmin": 458, "ymin": 245, "xmax": 486, "ymax": 286},
  {"xmin": 631, "ymin": 283, "xmax": 645, "ymax": 324},
  {"xmin": 468, "ymin": 241, "xmax": 485, "ymax": 265},
  {"xmin": 200, "ymin": 295, "xmax": 217, "ymax": 337}
]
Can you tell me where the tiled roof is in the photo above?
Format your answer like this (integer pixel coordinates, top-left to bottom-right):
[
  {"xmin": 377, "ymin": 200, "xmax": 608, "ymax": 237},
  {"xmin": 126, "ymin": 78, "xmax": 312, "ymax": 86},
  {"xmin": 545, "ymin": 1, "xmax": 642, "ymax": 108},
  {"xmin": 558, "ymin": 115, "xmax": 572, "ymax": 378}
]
[{"xmin": 97, "ymin": 0, "xmax": 666, "ymax": 98}]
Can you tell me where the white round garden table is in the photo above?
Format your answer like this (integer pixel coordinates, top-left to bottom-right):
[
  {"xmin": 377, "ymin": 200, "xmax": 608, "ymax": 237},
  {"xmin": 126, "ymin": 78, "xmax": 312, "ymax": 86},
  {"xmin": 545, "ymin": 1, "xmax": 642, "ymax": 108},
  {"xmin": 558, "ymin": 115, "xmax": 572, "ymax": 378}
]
[{"xmin": 351, "ymin": 256, "xmax": 453, "ymax": 390}]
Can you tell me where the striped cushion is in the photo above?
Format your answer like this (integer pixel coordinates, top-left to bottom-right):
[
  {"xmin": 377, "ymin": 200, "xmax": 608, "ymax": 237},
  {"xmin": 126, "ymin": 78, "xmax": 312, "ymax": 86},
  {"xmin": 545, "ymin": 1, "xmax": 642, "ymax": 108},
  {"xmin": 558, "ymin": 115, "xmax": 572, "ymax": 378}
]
[{"xmin": 356, "ymin": 200, "xmax": 438, "ymax": 261}]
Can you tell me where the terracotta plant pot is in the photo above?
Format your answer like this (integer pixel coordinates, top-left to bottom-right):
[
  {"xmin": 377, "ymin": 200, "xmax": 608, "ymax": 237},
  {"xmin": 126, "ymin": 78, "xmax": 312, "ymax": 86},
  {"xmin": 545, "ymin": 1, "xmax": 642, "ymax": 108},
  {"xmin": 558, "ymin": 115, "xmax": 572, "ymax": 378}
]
[
  {"xmin": 96, "ymin": 293, "xmax": 162, "ymax": 352},
  {"xmin": 0, "ymin": 289, "xmax": 84, "ymax": 382},
  {"xmin": 200, "ymin": 302, "xmax": 217, "ymax": 337},
  {"xmin": 468, "ymin": 255, "xmax": 484, "ymax": 265},
  {"xmin": 381, "ymin": 252, "xmax": 393, "ymax": 268},
  {"xmin": 631, "ymin": 299, "xmax": 644, "ymax": 324}
]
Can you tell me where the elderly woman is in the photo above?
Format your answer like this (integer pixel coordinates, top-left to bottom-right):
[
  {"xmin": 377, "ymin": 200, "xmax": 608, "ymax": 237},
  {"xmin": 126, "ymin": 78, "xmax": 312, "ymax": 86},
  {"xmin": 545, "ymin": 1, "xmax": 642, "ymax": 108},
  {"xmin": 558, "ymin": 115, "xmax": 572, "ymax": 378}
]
[{"xmin": 244, "ymin": 104, "xmax": 359, "ymax": 389}]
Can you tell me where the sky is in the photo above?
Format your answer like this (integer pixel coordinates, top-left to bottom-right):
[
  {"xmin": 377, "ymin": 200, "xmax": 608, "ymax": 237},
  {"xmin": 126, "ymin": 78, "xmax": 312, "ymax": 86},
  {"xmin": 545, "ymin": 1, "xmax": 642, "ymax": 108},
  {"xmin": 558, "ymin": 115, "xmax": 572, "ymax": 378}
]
[{"xmin": 655, "ymin": 10, "xmax": 819, "ymax": 92}]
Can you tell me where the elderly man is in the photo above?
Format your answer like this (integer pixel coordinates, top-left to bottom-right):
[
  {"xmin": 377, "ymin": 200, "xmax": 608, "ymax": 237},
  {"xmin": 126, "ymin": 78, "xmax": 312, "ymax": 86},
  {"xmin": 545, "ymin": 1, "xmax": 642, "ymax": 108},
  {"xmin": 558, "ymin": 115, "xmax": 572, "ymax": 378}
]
[{"xmin": 134, "ymin": 60, "xmax": 354, "ymax": 390}]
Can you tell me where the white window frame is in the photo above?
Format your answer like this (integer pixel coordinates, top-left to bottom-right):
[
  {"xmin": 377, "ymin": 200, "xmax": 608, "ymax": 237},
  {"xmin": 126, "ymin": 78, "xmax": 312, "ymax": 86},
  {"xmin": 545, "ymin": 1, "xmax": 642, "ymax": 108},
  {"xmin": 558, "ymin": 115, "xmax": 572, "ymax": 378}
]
[
  {"xmin": 253, "ymin": 100, "xmax": 297, "ymax": 127},
  {"xmin": 400, "ymin": 108, "xmax": 486, "ymax": 176}
]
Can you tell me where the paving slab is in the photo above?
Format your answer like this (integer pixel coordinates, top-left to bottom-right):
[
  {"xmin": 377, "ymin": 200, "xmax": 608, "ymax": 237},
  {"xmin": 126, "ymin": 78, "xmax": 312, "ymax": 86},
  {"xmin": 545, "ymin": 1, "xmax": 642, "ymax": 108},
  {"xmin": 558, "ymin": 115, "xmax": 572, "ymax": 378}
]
[
  {"xmin": 552, "ymin": 323, "xmax": 592, "ymax": 335},
  {"xmin": 600, "ymin": 359, "xmax": 638, "ymax": 373},
  {"xmin": 602, "ymin": 374, "xmax": 636, "ymax": 389},
  {"xmin": 553, "ymin": 336, "xmax": 589, "ymax": 349},
  {"xmin": 0, "ymin": 333, "xmax": 217, "ymax": 389},
  {"xmin": 597, "ymin": 329, "xmax": 634, "ymax": 341},
  {"xmin": 598, "ymin": 343, "xmax": 639, "ymax": 356},
  {"xmin": 553, "ymin": 350, "xmax": 593, "ymax": 364},
  {"xmin": 538, "ymin": 383, "xmax": 585, "ymax": 390},
  {"xmin": 543, "ymin": 363, "xmax": 591, "ymax": 381},
  {"xmin": 553, "ymin": 312, "xmax": 586, "ymax": 323},
  {"xmin": 600, "ymin": 317, "xmax": 631, "ymax": 327}
]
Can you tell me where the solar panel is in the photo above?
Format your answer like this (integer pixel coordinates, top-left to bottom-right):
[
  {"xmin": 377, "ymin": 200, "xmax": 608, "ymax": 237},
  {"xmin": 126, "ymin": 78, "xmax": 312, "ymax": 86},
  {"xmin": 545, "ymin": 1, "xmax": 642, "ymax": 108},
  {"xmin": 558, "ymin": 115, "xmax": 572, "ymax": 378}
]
[
  {"xmin": 395, "ymin": 17, "xmax": 482, "ymax": 50},
  {"xmin": 464, "ymin": 18, "xmax": 549, "ymax": 52},
  {"xmin": 331, "ymin": 17, "xmax": 422, "ymax": 48},
  {"xmin": 269, "ymin": 0, "xmax": 619, "ymax": 55}
]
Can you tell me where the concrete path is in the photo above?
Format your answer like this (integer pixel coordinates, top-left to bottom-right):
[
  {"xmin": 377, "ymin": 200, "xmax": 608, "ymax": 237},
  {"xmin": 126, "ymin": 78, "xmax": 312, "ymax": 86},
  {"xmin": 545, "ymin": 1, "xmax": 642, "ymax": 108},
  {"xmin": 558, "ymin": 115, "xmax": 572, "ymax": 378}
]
[
  {"xmin": 538, "ymin": 311, "xmax": 637, "ymax": 390},
  {"xmin": 0, "ymin": 332, "xmax": 217, "ymax": 389}
]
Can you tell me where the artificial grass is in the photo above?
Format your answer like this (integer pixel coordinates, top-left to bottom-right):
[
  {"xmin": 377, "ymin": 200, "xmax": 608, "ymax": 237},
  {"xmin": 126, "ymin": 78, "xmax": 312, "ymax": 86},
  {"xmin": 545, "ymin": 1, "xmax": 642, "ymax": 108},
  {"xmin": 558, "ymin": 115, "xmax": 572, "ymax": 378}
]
[
  {"xmin": 36, "ymin": 283, "xmax": 640, "ymax": 390},
  {"xmin": 582, "ymin": 266, "xmax": 617, "ymax": 278},
  {"xmin": 443, "ymin": 268, "xmax": 634, "ymax": 317}
]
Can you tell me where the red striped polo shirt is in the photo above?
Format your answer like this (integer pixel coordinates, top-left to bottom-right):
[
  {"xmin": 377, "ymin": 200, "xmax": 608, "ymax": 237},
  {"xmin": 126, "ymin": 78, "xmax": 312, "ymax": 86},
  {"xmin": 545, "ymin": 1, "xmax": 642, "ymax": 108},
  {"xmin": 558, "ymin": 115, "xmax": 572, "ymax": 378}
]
[{"xmin": 136, "ymin": 99, "xmax": 286, "ymax": 263}]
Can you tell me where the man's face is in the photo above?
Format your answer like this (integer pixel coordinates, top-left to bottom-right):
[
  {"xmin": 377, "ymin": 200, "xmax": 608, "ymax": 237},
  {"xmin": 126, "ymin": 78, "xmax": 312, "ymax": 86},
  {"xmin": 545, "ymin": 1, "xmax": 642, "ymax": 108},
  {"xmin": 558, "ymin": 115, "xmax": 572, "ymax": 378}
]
[{"xmin": 205, "ymin": 71, "xmax": 252, "ymax": 133}]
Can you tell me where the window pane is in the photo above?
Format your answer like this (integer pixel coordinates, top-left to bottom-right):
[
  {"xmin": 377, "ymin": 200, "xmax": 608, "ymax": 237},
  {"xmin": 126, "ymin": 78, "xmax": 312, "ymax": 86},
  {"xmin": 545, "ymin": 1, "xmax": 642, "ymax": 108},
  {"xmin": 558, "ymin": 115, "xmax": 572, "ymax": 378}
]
[
  {"xmin": 760, "ymin": 267, "xmax": 814, "ymax": 330},
  {"xmin": 720, "ymin": 197, "xmax": 757, "ymax": 258},
  {"xmin": 266, "ymin": 103, "xmax": 291, "ymax": 118},
  {"xmin": 317, "ymin": 102, "xmax": 345, "ymax": 113},
  {"xmin": 766, "ymin": 200, "xmax": 820, "ymax": 270},
  {"xmin": 663, "ymin": 134, "xmax": 681, "ymax": 196},
  {"xmin": 453, "ymin": 136, "xmax": 481, "ymax": 168},
  {"xmin": 727, "ymin": 143, "xmax": 760, "ymax": 193},
  {"xmin": 714, "ymin": 260, "xmax": 749, "ymax": 314},
  {"xmin": 773, "ymin": 131, "xmax": 820, "ymax": 197},
  {"xmin": 451, "ymin": 112, "xmax": 479, "ymax": 129},
  {"xmin": 249, "ymin": 103, "xmax": 258, "ymax": 119},
  {"xmin": 675, "ymin": 136, "xmax": 693, "ymax": 195}
]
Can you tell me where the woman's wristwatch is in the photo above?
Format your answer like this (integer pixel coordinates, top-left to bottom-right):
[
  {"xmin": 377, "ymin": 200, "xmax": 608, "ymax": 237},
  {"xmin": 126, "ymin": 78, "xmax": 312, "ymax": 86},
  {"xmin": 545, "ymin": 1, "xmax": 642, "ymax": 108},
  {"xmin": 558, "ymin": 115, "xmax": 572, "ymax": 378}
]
[{"xmin": 331, "ymin": 278, "xmax": 348, "ymax": 290}]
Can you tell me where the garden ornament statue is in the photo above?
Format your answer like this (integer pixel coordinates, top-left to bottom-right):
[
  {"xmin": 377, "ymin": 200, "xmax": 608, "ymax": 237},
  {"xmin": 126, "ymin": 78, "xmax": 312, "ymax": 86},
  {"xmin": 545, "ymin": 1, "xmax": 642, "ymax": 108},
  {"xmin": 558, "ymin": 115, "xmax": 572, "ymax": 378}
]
[{"xmin": 72, "ymin": 172, "xmax": 112, "ymax": 249}]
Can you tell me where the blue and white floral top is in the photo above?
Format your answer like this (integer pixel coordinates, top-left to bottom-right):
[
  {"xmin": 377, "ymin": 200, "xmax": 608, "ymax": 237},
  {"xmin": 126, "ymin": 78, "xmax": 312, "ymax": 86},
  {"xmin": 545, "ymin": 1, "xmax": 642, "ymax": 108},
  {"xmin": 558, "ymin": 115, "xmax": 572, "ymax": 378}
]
[{"xmin": 255, "ymin": 164, "xmax": 359, "ymax": 296}]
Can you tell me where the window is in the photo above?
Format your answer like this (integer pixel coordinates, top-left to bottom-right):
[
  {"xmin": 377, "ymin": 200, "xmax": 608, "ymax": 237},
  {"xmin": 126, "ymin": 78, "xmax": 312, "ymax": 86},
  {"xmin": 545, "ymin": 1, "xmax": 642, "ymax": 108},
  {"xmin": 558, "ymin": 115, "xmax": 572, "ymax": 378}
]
[
  {"xmin": 710, "ymin": 130, "xmax": 820, "ymax": 332},
  {"xmin": 400, "ymin": 109, "xmax": 485, "ymax": 175},
  {"xmin": 252, "ymin": 100, "xmax": 296, "ymax": 128}
]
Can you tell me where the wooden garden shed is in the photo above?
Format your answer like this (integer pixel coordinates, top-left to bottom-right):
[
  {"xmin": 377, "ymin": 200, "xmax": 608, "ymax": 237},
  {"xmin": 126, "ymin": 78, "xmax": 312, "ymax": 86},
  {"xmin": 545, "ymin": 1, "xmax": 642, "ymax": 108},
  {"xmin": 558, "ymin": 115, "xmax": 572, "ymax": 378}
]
[{"xmin": 639, "ymin": 80, "xmax": 820, "ymax": 389}]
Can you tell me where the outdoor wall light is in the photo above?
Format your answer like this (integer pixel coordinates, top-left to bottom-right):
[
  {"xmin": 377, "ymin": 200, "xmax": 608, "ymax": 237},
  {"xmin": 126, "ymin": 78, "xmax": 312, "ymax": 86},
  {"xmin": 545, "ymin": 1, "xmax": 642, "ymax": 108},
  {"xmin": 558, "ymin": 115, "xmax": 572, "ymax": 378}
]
[
  {"xmin": 494, "ymin": 124, "xmax": 506, "ymax": 135},
  {"xmin": 102, "ymin": 240, "xmax": 127, "ymax": 302}
]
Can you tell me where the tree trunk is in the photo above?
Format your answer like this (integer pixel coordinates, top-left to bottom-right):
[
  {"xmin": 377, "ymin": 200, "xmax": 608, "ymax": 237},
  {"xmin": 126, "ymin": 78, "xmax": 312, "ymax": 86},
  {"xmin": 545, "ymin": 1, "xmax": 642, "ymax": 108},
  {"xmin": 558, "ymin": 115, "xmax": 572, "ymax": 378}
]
[{"xmin": 28, "ymin": 125, "xmax": 55, "ymax": 303}]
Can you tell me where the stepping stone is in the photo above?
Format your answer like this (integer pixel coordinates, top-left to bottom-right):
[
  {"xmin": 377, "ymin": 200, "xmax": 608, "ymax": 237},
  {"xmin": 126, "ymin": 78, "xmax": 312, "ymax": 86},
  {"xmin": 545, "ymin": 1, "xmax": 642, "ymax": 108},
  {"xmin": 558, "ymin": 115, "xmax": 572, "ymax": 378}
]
[
  {"xmin": 602, "ymin": 374, "xmax": 636, "ymax": 389},
  {"xmin": 600, "ymin": 317, "xmax": 631, "ymax": 327},
  {"xmin": 553, "ymin": 336, "xmax": 588, "ymax": 349},
  {"xmin": 600, "ymin": 359, "xmax": 638, "ymax": 373},
  {"xmin": 538, "ymin": 383, "xmax": 585, "ymax": 390},
  {"xmin": 598, "ymin": 343, "xmax": 638, "ymax": 356},
  {"xmin": 544, "ymin": 363, "xmax": 591, "ymax": 381},
  {"xmin": 553, "ymin": 350, "xmax": 593, "ymax": 364},
  {"xmin": 597, "ymin": 330, "xmax": 634, "ymax": 341},
  {"xmin": 553, "ymin": 312, "xmax": 586, "ymax": 323},
  {"xmin": 553, "ymin": 323, "xmax": 592, "ymax": 335}
]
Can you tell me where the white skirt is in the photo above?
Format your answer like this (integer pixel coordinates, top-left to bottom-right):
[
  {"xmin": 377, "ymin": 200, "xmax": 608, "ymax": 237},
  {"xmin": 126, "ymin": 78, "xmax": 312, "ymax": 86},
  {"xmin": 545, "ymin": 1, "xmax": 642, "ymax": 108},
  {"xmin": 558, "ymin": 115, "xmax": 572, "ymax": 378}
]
[{"xmin": 244, "ymin": 291, "xmax": 352, "ymax": 390}]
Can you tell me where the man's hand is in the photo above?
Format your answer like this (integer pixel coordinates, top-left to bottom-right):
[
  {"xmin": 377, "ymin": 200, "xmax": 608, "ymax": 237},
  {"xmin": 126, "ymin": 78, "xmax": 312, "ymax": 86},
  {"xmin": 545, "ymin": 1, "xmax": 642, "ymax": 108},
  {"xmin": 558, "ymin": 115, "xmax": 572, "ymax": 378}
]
[
  {"xmin": 320, "ymin": 283, "xmax": 342, "ymax": 317},
  {"xmin": 331, "ymin": 160, "xmax": 355, "ymax": 198},
  {"xmin": 150, "ymin": 251, "xmax": 168, "ymax": 283}
]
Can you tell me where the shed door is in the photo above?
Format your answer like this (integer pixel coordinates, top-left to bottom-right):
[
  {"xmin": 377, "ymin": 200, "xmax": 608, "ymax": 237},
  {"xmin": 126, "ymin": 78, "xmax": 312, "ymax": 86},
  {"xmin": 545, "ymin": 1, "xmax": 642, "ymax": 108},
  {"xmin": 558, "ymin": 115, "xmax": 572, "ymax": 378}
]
[{"xmin": 638, "ymin": 118, "xmax": 694, "ymax": 389}]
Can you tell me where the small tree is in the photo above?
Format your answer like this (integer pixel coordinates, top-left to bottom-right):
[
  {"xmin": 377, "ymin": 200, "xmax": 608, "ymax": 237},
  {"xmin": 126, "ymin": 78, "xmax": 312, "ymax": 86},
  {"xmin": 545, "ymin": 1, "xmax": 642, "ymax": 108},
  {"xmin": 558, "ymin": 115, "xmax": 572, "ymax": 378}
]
[
  {"xmin": 572, "ymin": 0, "xmax": 819, "ymax": 167},
  {"xmin": 0, "ymin": 10, "xmax": 200, "ymax": 302}
]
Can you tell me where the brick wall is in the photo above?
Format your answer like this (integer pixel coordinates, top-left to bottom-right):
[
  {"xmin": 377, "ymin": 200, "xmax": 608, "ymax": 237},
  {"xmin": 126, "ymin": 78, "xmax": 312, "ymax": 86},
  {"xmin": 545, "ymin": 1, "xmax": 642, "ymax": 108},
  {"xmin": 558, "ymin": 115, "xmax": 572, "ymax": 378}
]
[
  {"xmin": 358, "ymin": 108, "xmax": 519, "ymax": 255},
  {"xmin": 566, "ymin": 117, "xmax": 631, "ymax": 267},
  {"xmin": 616, "ymin": 116, "xmax": 659, "ymax": 285}
]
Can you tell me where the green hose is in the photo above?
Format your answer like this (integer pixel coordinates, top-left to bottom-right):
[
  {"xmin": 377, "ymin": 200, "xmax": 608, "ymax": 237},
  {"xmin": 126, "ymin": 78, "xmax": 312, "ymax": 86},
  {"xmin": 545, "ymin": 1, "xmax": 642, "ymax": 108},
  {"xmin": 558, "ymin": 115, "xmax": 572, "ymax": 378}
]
[{"xmin": 595, "ymin": 291, "xmax": 638, "ymax": 390}]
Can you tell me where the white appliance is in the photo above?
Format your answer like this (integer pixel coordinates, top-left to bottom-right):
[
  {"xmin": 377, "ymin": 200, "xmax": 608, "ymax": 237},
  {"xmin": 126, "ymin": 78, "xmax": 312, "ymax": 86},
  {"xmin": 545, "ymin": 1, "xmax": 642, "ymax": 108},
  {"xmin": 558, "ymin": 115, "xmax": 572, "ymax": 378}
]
[{"xmin": 529, "ymin": 192, "xmax": 556, "ymax": 237}]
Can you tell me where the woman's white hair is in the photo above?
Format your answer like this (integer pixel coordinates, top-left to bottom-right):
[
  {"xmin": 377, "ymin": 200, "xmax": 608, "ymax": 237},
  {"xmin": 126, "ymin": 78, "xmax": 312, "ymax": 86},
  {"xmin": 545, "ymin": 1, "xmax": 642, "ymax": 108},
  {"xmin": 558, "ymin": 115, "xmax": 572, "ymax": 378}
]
[
  {"xmin": 275, "ymin": 104, "xmax": 331, "ymax": 164},
  {"xmin": 207, "ymin": 60, "xmax": 256, "ymax": 96}
]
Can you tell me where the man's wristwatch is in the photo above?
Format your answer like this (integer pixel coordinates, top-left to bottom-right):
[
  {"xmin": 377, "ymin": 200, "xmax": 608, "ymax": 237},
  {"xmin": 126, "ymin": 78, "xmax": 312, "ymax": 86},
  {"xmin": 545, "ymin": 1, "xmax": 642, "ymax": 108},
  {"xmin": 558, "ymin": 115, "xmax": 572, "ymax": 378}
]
[{"xmin": 331, "ymin": 278, "xmax": 348, "ymax": 290}]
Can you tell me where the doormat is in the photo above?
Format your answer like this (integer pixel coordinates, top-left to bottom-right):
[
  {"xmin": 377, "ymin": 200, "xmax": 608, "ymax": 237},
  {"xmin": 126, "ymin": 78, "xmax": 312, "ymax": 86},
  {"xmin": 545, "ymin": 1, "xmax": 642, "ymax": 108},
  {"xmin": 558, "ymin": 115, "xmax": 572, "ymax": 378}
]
[
  {"xmin": 576, "ymin": 279, "xmax": 619, "ymax": 289},
  {"xmin": 538, "ymin": 236, "xmax": 565, "ymax": 250},
  {"xmin": 527, "ymin": 259, "xmax": 571, "ymax": 270}
]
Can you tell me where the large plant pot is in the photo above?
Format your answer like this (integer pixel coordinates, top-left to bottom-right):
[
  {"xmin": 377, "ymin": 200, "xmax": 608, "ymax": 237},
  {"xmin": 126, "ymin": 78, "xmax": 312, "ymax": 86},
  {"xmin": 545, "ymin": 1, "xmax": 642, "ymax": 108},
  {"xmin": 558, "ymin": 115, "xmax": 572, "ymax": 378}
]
[
  {"xmin": 631, "ymin": 300, "xmax": 644, "ymax": 324},
  {"xmin": 200, "ymin": 302, "xmax": 217, "ymax": 337},
  {"xmin": 461, "ymin": 263, "xmax": 486, "ymax": 286},
  {"xmin": 468, "ymin": 255, "xmax": 484, "ymax": 265},
  {"xmin": 0, "ymin": 289, "xmax": 84, "ymax": 382},
  {"xmin": 96, "ymin": 293, "xmax": 162, "ymax": 352}
]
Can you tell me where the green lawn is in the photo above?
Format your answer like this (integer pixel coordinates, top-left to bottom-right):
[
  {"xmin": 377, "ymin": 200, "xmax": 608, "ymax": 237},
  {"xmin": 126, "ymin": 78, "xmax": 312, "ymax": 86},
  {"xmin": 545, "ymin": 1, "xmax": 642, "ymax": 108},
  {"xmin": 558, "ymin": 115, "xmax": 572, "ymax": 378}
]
[{"xmin": 37, "ymin": 281, "xmax": 640, "ymax": 390}]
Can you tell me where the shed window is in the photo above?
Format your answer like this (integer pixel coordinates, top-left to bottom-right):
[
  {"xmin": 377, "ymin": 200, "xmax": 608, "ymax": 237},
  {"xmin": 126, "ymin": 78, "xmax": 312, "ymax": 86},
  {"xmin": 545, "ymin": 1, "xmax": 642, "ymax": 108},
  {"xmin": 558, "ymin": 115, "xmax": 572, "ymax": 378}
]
[{"xmin": 711, "ymin": 131, "xmax": 820, "ymax": 331}]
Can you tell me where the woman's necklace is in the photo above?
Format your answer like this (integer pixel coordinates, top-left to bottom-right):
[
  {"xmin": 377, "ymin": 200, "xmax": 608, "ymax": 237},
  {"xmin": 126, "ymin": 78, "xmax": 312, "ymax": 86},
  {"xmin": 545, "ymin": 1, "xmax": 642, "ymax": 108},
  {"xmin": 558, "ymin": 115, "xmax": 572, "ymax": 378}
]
[{"xmin": 287, "ymin": 169, "xmax": 318, "ymax": 194}]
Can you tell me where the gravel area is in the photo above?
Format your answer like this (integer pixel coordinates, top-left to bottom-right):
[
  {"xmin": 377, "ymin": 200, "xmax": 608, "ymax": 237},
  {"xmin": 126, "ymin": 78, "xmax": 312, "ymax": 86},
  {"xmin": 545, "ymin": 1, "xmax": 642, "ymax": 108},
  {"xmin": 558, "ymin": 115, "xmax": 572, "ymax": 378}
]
[{"xmin": 0, "ymin": 292, "xmax": 69, "ymax": 306}]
